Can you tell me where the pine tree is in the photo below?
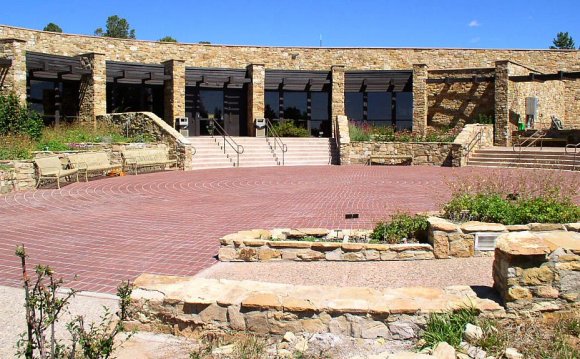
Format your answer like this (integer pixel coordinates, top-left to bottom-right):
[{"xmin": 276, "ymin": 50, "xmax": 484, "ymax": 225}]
[
  {"xmin": 95, "ymin": 15, "xmax": 136, "ymax": 39},
  {"xmin": 550, "ymin": 32, "xmax": 576, "ymax": 49},
  {"xmin": 43, "ymin": 23, "xmax": 62, "ymax": 33},
  {"xmin": 159, "ymin": 36, "xmax": 177, "ymax": 43}
]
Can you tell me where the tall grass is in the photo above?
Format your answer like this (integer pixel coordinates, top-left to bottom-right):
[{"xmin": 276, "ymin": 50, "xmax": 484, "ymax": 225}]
[{"xmin": 422, "ymin": 307, "xmax": 479, "ymax": 349}]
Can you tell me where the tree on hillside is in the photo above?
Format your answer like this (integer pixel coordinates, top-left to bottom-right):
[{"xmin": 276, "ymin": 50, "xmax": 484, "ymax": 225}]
[
  {"xmin": 94, "ymin": 15, "xmax": 136, "ymax": 39},
  {"xmin": 43, "ymin": 23, "xmax": 62, "ymax": 32},
  {"xmin": 198, "ymin": 41, "xmax": 211, "ymax": 44},
  {"xmin": 159, "ymin": 36, "xmax": 177, "ymax": 43},
  {"xmin": 550, "ymin": 32, "xmax": 576, "ymax": 49}
]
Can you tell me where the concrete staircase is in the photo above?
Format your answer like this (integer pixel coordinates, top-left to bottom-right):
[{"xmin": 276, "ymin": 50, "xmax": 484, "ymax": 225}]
[
  {"xmin": 186, "ymin": 136, "xmax": 338, "ymax": 170},
  {"xmin": 468, "ymin": 147, "xmax": 578, "ymax": 171}
]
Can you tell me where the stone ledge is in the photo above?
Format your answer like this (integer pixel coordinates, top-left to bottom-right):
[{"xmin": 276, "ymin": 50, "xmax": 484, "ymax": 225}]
[{"xmin": 131, "ymin": 274, "xmax": 504, "ymax": 338}]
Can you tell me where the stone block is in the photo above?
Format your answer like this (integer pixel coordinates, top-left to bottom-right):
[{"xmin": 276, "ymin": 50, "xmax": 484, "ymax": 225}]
[
  {"xmin": 295, "ymin": 228, "xmax": 330, "ymax": 237},
  {"xmin": 199, "ymin": 303, "xmax": 227, "ymax": 322},
  {"xmin": 388, "ymin": 320, "xmax": 418, "ymax": 340},
  {"xmin": 364, "ymin": 250, "xmax": 380, "ymax": 261},
  {"xmin": 506, "ymin": 286, "xmax": 532, "ymax": 301},
  {"xmin": 310, "ymin": 242, "xmax": 342, "ymax": 251},
  {"xmin": 328, "ymin": 316, "xmax": 350, "ymax": 336},
  {"xmin": 449, "ymin": 237, "xmax": 474, "ymax": 257},
  {"xmin": 296, "ymin": 250, "xmax": 325, "ymax": 261},
  {"xmin": 301, "ymin": 318, "xmax": 326, "ymax": 333},
  {"xmin": 227, "ymin": 305, "xmax": 246, "ymax": 331},
  {"xmin": 565, "ymin": 223, "xmax": 580, "ymax": 232},
  {"xmin": 238, "ymin": 247, "xmax": 258, "ymax": 261},
  {"xmin": 430, "ymin": 230, "xmax": 450, "ymax": 259},
  {"xmin": 258, "ymin": 248, "xmax": 281, "ymax": 261},
  {"xmin": 342, "ymin": 252, "xmax": 365, "ymax": 261},
  {"xmin": 325, "ymin": 249, "xmax": 343, "ymax": 261},
  {"xmin": 460, "ymin": 221, "xmax": 506, "ymax": 233},
  {"xmin": 433, "ymin": 342, "xmax": 456, "ymax": 359},
  {"xmin": 242, "ymin": 293, "xmax": 282, "ymax": 310},
  {"xmin": 269, "ymin": 241, "xmax": 312, "ymax": 248},
  {"xmin": 244, "ymin": 311, "xmax": 270, "ymax": 334},
  {"xmin": 428, "ymin": 217, "xmax": 458, "ymax": 232},
  {"xmin": 535, "ymin": 286, "xmax": 559, "ymax": 299},
  {"xmin": 218, "ymin": 247, "xmax": 238, "ymax": 261},
  {"xmin": 281, "ymin": 251, "xmax": 298, "ymax": 260},
  {"xmin": 529, "ymin": 223, "xmax": 565, "ymax": 231},
  {"xmin": 281, "ymin": 297, "xmax": 318, "ymax": 312},
  {"xmin": 360, "ymin": 320, "xmax": 390, "ymax": 339},
  {"xmin": 243, "ymin": 239, "xmax": 268, "ymax": 247},
  {"xmin": 380, "ymin": 251, "xmax": 398, "ymax": 261},
  {"xmin": 521, "ymin": 267, "xmax": 555, "ymax": 285},
  {"xmin": 505, "ymin": 224, "xmax": 530, "ymax": 232},
  {"xmin": 341, "ymin": 243, "xmax": 364, "ymax": 251}
]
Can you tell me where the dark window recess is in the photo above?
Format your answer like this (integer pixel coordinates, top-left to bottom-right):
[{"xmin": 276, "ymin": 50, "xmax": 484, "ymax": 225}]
[
  {"xmin": 344, "ymin": 71, "xmax": 413, "ymax": 131},
  {"xmin": 106, "ymin": 84, "xmax": 164, "ymax": 119},
  {"xmin": 185, "ymin": 87, "xmax": 247, "ymax": 136},
  {"xmin": 27, "ymin": 79, "xmax": 80, "ymax": 125}
]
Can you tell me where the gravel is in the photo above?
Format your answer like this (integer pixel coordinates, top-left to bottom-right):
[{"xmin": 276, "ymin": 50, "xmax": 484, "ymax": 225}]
[{"xmin": 195, "ymin": 257, "xmax": 496, "ymax": 289}]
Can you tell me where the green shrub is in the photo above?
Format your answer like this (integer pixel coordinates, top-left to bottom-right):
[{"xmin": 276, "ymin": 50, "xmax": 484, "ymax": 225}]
[
  {"xmin": 471, "ymin": 113, "xmax": 494, "ymax": 124},
  {"xmin": 0, "ymin": 135, "xmax": 35, "ymax": 160},
  {"xmin": 349, "ymin": 122, "xmax": 372, "ymax": 141},
  {"xmin": 422, "ymin": 307, "xmax": 479, "ymax": 349},
  {"xmin": 0, "ymin": 93, "xmax": 43, "ymax": 140},
  {"xmin": 370, "ymin": 213, "xmax": 429, "ymax": 244},
  {"xmin": 444, "ymin": 194, "xmax": 580, "ymax": 225},
  {"xmin": 371, "ymin": 126, "xmax": 396, "ymax": 142},
  {"xmin": 271, "ymin": 120, "xmax": 310, "ymax": 137}
]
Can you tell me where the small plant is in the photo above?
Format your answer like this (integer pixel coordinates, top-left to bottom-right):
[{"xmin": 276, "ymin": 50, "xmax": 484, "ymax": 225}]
[
  {"xmin": 421, "ymin": 307, "xmax": 479, "ymax": 349},
  {"xmin": 272, "ymin": 120, "xmax": 310, "ymax": 137},
  {"xmin": 15, "ymin": 245, "xmax": 131, "ymax": 359},
  {"xmin": 0, "ymin": 93, "xmax": 44, "ymax": 140},
  {"xmin": 471, "ymin": 113, "xmax": 494, "ymax": 125},
  {"xmin": 232, "ymin": 334, "xmax": 267, "ymax": 359},
  {"xmin": 348, "ymin": 121, "xmax": 372, "ymax": 142},
  {"xmin": 370, "ymin": 212, "xmax": 429, "ymax": 244}
]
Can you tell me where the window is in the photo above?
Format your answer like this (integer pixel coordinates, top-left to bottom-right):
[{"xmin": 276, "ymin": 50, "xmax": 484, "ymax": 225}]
[
  {"xmin": 345, "ymin": 90, "xmax": 413, "ymax": 130},
  {"xmin": 28, "ymin": 79, "xmax": 80, "ymax": 124}
]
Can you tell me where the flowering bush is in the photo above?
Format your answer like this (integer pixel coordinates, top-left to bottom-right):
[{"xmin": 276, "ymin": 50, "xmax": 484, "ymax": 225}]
[{"xmin": 348, "ymin": 120, "xmax": 459, "ymax": 142}]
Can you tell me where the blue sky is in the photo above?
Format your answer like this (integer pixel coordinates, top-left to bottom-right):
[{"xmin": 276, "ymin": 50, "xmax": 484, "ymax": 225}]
[{"xmin": 1, "ymin": 0, "xmax": 579, "ymax": 49}]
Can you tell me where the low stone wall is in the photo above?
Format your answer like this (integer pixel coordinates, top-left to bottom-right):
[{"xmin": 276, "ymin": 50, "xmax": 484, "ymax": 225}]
[
  {"xmin": 428, "ymin": 217, "xmax": 580, "ymax": 259},
  {"xmin": 218, "ymin": 228, "xmax": 435, "ymax": 262},
  {"xmin": 97, "ymin": 112, "xmax": 194, "ymax": 170},
  {"xmin": 452, "ymin": 124, "xmax": 494, "ymax": 166},
  {"xmin": 344, "ymin": 141, "xmax": 461, "ymax": 166},
  {"xmin": 493, "ymin": 230, "xmax": 580, "ymax": 314},
  {"xmin": 0, "ymin": 160, "xmax": 36, "ymax": 194},
  {"xmin": 129, "ymin": 275, "xmax": 503, "ymax": 340}
]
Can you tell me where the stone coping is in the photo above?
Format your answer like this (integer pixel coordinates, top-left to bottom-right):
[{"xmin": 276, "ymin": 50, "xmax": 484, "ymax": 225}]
[
  {"xmin": 133, "ymin": 274, "xmax": 504, "ymax": 316},
  {"xmin": 496, "ymin": 230, "xmax": 580, "ymax": 256},
  {"xmin": 219, "ymin": 228, "xmax": 434, "ymax": 262}
]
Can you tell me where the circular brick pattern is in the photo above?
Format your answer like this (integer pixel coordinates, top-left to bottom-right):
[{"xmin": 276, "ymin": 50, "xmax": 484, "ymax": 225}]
[{"xmin": 0, "ymin": 165, "xmax": 577, "ymax": 293}]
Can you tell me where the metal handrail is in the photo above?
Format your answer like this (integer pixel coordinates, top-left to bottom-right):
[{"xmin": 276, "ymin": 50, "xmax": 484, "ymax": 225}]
[
  {"xmin": 208, "ymin": 118, "xmax": 244, "ymax": 167},
  {"xmin": 565, "ymin": 142, "xmax": 580, "ymax": 171},
  {"xmin": 264, "ymin": 119, "xmax": 287, "ymax": 166},
  {"xmin": 512, "ymin": 129, "xmax": 547, "ymax": 154},
  {"xmin": 464, "ymin": 127, "xmax": 484, "ymax": 159}
]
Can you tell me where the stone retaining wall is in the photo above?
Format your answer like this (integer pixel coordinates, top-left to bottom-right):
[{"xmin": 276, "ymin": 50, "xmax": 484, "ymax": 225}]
[
  {"xmin": 493, "ymin": 230, "xmax": 580, "ymax": 314},
  {"xmin": 0, "ymin": 161, "xmax": 36, "ymax": 194},
  {"xmin": 344, "ymin": 142, "xmax": 461, "ymax": 166},
  {"xmin": 129, "ymin": 275, "xmax": 503, "ymax": 340},
  {"xmin": 97, "ymin": 112, "xmax": 194, "ymax": 170}
]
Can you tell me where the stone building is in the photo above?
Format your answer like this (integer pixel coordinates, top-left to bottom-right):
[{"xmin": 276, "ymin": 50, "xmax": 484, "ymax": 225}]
[{"xmin": 0, "ymin": 25, "xmax": 578, "ymax": 145}]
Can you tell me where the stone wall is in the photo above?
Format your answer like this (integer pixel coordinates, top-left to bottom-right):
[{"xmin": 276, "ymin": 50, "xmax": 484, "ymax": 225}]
[
  {"xmin": 345, "ymin": 141, "xmax": 459, "ymax": 166},
  {"xmin": 0, "ymin": 161, "xmax": 35, "ymax": 194},
  {"xmin": 97, "ymin": 112, "xmax": 194, "ymax": 170},
  {"xmin": 219, "ymin": 229, "xmax": 434, "ymax": 262},
  {"xmin": 427, "ymin": 69, "xmax": 495, "ymax": 129},
  {"xmin": 1, "ymin": 26, "xmax": 577, "ymax": 73},
  {"xmin": 452, "ymin": 124, "xmax": 494, "ymax": 166},
  {"xmin": 129, "ymin": 274, "xmax": 503, "ymax": 340},
  {"xmin": 493, "ymin": 230, "xmax": 580, "ymax": 314},
  {"xmin": 508, "ymin": 62, "xmax": 568, "ymax": 131}
]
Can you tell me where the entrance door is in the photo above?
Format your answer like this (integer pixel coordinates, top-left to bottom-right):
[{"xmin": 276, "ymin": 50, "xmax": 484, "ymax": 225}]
[
  {"xmin": 224, "ymin": 88, "xmax": 247, "ymax": 136},
  {"xmin": 185, "ymin": 87, "xmax": 247, "ymax": 136}
]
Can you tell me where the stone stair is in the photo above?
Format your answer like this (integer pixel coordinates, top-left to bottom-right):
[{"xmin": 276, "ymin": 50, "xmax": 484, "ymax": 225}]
[
  {"xmin": 186, "ymin": 136, "xmax": 338, "ymax": 170},
  {"xmin": 468, "ymin": 147, "xmax": 578, "ymax": 171}
]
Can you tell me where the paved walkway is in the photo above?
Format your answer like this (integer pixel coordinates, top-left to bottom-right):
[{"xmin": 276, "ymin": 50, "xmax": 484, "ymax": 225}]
[{"xmin": 0, "ymin": 166, "xmax": 576, "ymax": 293}]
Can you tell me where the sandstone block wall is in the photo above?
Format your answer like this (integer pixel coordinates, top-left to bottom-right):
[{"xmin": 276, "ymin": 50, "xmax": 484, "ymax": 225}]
[
  {"xmin": 346, "ymin": 141, "xmax": 459, "ymax": 166},
  {"xmin": 452, "ymin": 124, "xmax": 494, "ymax": 166},
  {"xmin": 427, "ymin": 69, "xmax": 495, "ymax": 129},
  {"xmin": 0, "ymin": 161, "xmax": 35, "ymax": 194},
  {"xmin": 98, "ymin": 112, "xmax": 194, "ymax": 170},
  {"xmin": 493, "ymin": 230, "xmax": 580, "ymax": 313}
]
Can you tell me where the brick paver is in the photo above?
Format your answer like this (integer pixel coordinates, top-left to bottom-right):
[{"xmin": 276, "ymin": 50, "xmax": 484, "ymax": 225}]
[{"xmin": 0, "ymin": 166, "xmax": 577, "ymax": 293}]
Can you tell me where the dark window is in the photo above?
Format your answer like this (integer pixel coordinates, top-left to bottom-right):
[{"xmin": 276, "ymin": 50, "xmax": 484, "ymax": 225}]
[
  {"xmin": 185, "ymin": 86, "xmax": 247, "ymax": 136},
  {"xmin": 345, "ymin": 92, "xmax": 363, "ymax": 122},
  {"xmin": 107, "ymin": 84, "xmax": 164, "ymax": 118},
  {"xmin": 28, "ymin": 79, "xmax": 80, "ymax": 124},
  {"xmin": 265, "ymin": 91, "xmax": 279, "ymax": 119},
  {"xmin": 395, "ymin": 92, "xmax": 413, "ymax": 131},
  {"xmin": 367, "ymin": 92, "xmax": 392, "ymax": 125}
]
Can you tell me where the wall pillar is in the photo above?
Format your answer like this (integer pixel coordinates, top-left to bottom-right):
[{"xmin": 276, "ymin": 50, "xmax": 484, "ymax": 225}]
[
  {"xmin": 163, "ymin": 59, "xmax": 186, "ymax": 127},
  {"xmin": 412, "ymin": 64, "xmax": 428, "ymax": 136},
  {"xmin": 78, "ymin": 52, "xmax": 106, "ymax": 124},
  {"xmin": 0, "ymin": 38, "xmax": 27, "ymax": 103},
  {"xmin": 247, "ymin": 63, "xmax": 265, "ymax": 137},
  {"xmin": 331, "ymin": 65, "xmax": 346, "ymax": 120},
  {"xmin": 494, "ymin": 61, "xmax": 510, "ymax": 146}
]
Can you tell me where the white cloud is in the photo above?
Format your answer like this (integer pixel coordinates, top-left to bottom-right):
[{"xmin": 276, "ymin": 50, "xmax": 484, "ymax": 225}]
[{"xmin": 468, "ymin": 20, "xmax": 481, "ymax": 28}]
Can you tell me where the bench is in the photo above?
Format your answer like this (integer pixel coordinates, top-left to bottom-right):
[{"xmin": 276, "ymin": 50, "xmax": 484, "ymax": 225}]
[
  {"xmin": 367, "ymin": 154, "xmax": 413, "ymax": 166},
  {"xmin": 120, "ymin": 147, "xmax": 177, "ymax": 175},
  {"xmin": 34, "ymin": 155, "xmax": 79, "ymax": 189},
  {"xmin": 66, "ymin": 152, "xmax": 122, "ymax": 182}
]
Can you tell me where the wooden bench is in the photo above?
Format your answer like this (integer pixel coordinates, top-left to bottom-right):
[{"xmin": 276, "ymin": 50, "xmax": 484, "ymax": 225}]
[
  {"xmin": 66, "ymin": 152, "xmax": 122, "ymax": 182},
  {"xmin": 34, "ymin": 155, "xmax": 79, "ymax": 189},
  {"xmin": 367, "ymin": 154, "xmax": 413, "ymax": 166},
  {"xmin": 121, "ymin": 147, "xmax": 177, "ymax": 175}
]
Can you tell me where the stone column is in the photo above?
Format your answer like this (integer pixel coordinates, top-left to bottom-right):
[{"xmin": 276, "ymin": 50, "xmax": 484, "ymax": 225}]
[
  {"xmin": 412, "ymin": 64, "xmax": 429, "ymax": 136},
  {"xmin": 163, "ymin": 59, "xmax": 186, "ymax": 127},
  {"xmin": 0, "ymin": 38, "xmax": 27, "ymax": 103},
  {"xmin": 331, "ymin": 65, "xmax": 346, "ymax": 120},
  {"xmin": 78, "ymin": 53, "xmax": 107, "ymax": 124},
  {"xmin": 247, "ymin": 63, "xmax": 265, "ymax": 137},
  {"xmin": 494, "ymin": 61, "xmax": 510, "ymax": 146}
]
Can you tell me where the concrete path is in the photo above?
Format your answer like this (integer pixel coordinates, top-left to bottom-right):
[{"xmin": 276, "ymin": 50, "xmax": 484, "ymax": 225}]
[{"xmin": 0, "ymin": 166, "xmax": 576, "ymax": 293}]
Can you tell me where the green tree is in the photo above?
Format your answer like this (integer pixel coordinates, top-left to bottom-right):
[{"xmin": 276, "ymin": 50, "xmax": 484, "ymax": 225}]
[
  {"xmin": 550, "ymin": 31, "xmax": 576, "ymax": 49},
  {"xmin": 94, "ymin": 15, "xmax": 136, "ymax": 39},
  {"xmin": 159, "ymin": 36, "xmax": 177, "ymax": 42},
  {"xmin": 43, "ymin": 23, "xmax": 62, "ymax": 32}
]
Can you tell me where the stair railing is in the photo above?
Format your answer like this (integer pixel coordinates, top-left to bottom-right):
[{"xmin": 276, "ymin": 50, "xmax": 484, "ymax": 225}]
[
  {"xmin": 512, "ymin": 129, "xmax": 547, "ymax": 154},
  {"xmin": 464, "ymin": 127, "xmax": 484, "ymax": 159},
  {"xmin": 264, "ymin": 119, "xmax": 287, "ymax": 166},
  {"xmin": 208, "ymin": 118, "xmax": 244, "ymax": 167},
  {"xmin": 565, "ymin": 142, "xmax": 580, "ymax": 171}
]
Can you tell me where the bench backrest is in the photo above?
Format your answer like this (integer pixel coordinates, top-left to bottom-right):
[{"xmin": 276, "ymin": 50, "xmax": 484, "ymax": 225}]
[
  {"xmin": 121, "ymin": 148, "xmax": 169, "ymax": 163},
  {"xmin": 67, "ymin": 152, "xmax": 111, "ymax": 169},
  {"xmin": 34, "ymin": 156, "xmax": 64, "ymax": 175}
]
